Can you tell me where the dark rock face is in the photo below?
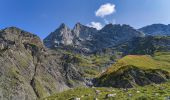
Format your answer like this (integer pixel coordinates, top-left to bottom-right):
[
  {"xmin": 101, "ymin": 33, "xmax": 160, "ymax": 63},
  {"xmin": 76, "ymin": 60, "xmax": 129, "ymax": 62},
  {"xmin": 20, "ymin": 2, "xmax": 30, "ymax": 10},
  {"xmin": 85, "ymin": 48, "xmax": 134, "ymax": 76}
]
[
  {"xmin": 72, "ymin": 23, "xmax": 97, "ymax": 41},
  {"xmin": 139, "ymin": 24, "xmax": 170, "ymax": 36},
  {"xmin": 111, "ymin": 36, "xmax": 170, "ymax": 55},
  {"xmin": 43, "ymin": 23, "xmax": 97, "ymax": 53},
  {"xmin": 0, "ymin": 27, "xmax": 85, "ymax": 99},
  {"xmin": 94, "ymin": 66, "xmax": 170, "ymax": 88},
  {"xmin": 44, "ymin": 24, "xmax": 73, "ymax": 48},
  {"xmin": 91, "ymin": 24, "xmax": 145, "ymax": 50},
  {"xmin": 44, "ymin": 23, "xmax": 144, "ymax": 53}
]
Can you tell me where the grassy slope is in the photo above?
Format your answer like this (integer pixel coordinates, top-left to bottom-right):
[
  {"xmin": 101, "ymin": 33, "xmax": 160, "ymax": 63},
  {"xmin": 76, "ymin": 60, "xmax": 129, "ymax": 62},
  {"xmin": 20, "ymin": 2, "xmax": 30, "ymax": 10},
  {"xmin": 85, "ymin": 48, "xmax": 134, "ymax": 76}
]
[
  {"xmin": 59, "ymin": 50, "xmax": 119, "ymax": 77},
  {"xmin": 153, "ymin": 52, "xmax": 170, "ymax": 72},
  {"xmin": 43, "ymin": 81, "xmax": 170, "ymax": 100},
  {"xmin": 105, "ymin": 53, "xmax": 170, "ymax": 75},
  {"xmin": 43, "ymin": 52, "xmax": 170, "ymax": 100}
]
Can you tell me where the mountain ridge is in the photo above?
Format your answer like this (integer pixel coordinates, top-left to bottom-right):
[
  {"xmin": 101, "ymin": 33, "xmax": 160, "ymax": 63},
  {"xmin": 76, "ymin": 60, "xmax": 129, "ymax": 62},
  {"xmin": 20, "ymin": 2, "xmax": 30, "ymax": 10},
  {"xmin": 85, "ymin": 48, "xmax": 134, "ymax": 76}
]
[
  {"xmin": 139, "ymin": 24, "xmax": 170, "ymax": 36},
  {"xmin": 44, "ymin": 23, "xmax": 145, "ymax": 53}
]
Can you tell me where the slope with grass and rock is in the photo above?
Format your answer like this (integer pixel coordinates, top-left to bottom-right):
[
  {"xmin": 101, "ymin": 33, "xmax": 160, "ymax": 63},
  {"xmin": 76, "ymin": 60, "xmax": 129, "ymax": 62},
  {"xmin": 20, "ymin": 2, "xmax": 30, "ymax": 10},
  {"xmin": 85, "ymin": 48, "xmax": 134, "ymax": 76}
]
[
  {"xmin": 0, "ymin": 27, "xmax": 86, "ymax": 100},
  {"xmin": 94, "ymin": 54, "xmax": 170, "ymax": 88}
]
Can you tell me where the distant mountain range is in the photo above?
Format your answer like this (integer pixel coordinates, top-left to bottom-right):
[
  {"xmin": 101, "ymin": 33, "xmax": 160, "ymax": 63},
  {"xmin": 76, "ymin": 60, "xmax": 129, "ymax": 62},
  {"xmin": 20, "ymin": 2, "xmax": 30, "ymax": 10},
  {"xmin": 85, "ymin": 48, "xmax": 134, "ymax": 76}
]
[
  {"xmin": 44, "ymin": 23, "xmax": 145, "ymax": 53},
  {"xmin": 44, "ymin": 23, "xmax": 170, "ymax": 54},
  {"xmin": 139, "ymin": 24, "xmax": 170, "ymax": 36}
]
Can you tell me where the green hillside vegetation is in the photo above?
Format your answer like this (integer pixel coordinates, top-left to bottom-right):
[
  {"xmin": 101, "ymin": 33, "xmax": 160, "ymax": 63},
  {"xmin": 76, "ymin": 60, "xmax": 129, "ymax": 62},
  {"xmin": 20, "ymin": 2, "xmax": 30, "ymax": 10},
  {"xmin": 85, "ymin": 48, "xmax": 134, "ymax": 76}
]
[
  {"xmin": 58, "ymin": 50, "xmax": 121, "ymax": 77},
  {"xmin": 43, "ymin": 52, "xmax": 170, "ymax": 100},
  {"xmin": 153, "ymin": 52, "xmax": 170, "ymax": 71},
  {"xmin": 104, "ymin": 52, "xmax": 170, "ymax": 75},
  {"xmin": 95, "ymin": 52, "xmax": 170, "ymax": 87},
  {"xmin": 43, "ymin": 81, "xmax": 170, "ymax": 100}
]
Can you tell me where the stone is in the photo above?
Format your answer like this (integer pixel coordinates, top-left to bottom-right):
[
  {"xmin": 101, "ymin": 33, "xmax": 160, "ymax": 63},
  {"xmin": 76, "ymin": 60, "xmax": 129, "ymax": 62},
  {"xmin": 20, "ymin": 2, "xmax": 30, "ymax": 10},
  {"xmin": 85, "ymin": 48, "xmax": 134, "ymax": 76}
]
[
  {"xmin": 106, "ymin": 93, "xmax": 116, "ymax": 98},
  {"xmin": 136, "ymin": 91, "xmax": 140, "ymax": 93},
  {"xmin": 74, "ymin": 98, "xmax": 80, "ymax": 100},
  {"xmin": 128, "ymin": 94, "xmax": 132, "ymax": 97}
]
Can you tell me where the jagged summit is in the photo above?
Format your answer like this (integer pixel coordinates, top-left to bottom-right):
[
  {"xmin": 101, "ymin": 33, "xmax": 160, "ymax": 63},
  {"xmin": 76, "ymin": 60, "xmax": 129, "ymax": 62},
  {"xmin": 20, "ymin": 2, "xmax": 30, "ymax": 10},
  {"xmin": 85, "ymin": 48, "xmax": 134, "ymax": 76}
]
[
  {"xmin": 43, "ymin": 23, "xmax": 146, "ymax": 52},
  {"xmin": 58, "ymin": 23, "xmax": 70, "ymax": 30},
  {"xmin": 44, "ymin": 23, "xmax": 97, "ymax": 49},
  {"xmin": 0, "ymin": 26, "xmax": 43, "ymax": 48},
  {"xmin": 91, "ymin": 24, "xmax": 145, "ymax": 50},
  {"xmin": 2, "ymin": 26, "xmax": 36, "ymax": 35},
  {"xmin": 44, "ymin": 23, "xmax": 73, "ymax": 48},
  {"xmin": 73, "ymin": 22, "xmax": 97, "ymax": 39}
]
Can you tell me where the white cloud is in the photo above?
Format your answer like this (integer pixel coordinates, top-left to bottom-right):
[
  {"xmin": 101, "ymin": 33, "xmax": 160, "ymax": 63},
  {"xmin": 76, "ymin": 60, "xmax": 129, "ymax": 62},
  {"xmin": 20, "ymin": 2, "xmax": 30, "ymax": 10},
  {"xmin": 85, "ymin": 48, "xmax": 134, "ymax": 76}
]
[
  {"xmin": 95, "ymin": 3, "xmax": 116, "ymax": 18},
  {"xmin": 104, "ymin": 18, "xmax": 116, "ymax": 24},
  {"xmin": 87, "ymin": 22, "xmax": 103, "ymax": 30}
]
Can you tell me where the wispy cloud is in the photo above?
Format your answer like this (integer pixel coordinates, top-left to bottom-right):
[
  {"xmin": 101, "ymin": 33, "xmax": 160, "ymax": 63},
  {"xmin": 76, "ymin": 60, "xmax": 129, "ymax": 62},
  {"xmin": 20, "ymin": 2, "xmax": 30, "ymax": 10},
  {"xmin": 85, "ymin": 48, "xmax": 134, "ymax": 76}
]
[
  {"xmin": 87, "ymin": 22, "xmax": 103, "ymax": 30},
  {"xmin": 95, "ymin": 3, "xmax": 116, "ymax": 18},
  {"xmin": 104, "ymin": 18, "xmax": 116, "ymax": 24},
  {"xmin": 87, "ymin": 3, "xmax": 116, "ymax": 29}
]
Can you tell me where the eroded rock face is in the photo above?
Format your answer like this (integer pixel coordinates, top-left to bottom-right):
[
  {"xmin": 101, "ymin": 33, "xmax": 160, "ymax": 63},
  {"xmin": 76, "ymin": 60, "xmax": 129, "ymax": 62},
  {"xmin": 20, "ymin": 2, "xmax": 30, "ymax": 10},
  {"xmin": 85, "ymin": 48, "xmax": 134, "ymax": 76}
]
[
  {"xmin": 94, "ymin": 66, "xmax": 170, "ymax": 88},
  {"xmin": 44, "ymin": 24, "xmax": 74, "ymax": 48},
  {"xmin": 44, "ymin": 23, "xmax": 144, "ymax": 53},
  {"xmin": 43, "ymin": 23, "xmax": 97, "ymax": 51},
  {"xmin": 90, "ymin": 24, "xmax": 145, "ymax": 50},
  {"xmin": 0, "ymin": 27, "xmax": 85, "ymax": 100}
]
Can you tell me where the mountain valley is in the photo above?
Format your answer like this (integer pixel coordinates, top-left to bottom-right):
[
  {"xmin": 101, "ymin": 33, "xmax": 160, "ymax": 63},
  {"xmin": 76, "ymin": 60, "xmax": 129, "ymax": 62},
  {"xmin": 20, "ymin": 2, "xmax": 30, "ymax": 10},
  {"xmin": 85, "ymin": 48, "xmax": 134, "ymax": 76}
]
[{"xmin": 0, "ymin": 23, "xmax": 170, "ymax": 100}]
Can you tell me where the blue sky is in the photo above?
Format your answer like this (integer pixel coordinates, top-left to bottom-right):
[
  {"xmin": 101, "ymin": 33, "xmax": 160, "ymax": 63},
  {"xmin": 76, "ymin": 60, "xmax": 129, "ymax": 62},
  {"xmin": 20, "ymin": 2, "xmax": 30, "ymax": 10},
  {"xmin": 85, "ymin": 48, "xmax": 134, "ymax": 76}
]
[{"xmin": 0, "ymin": 0, "xmax": 170, "ymax": 39}]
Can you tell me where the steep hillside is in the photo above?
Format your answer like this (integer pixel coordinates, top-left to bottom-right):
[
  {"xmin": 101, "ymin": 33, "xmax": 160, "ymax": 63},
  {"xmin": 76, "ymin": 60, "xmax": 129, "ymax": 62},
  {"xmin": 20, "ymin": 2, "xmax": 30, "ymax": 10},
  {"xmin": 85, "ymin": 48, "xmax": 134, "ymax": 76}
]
[
  {"xmin": 91, "ymin": 24, "xmax": 145, "ymax": 50},
  {"xmin": 108, "ymin": 36, "xmax": 170, "ymax": 55},
  {"xmin": 44, "ymin": 81, "xmax": 170, "ymax": 100},
  {"xmin": 58, "ymin": 50, "xmax": 120, "ymax": 78},
  {"xmin": 94, "ymin": 54, "xmax": 170, "ymax": 88},
  {"xmin": 0, "ymin": 27, "xmax": 85, "ymax": 100},
  {"xmin": 139, "ymin": 24, "xmax": 170, "ymax": 36}
]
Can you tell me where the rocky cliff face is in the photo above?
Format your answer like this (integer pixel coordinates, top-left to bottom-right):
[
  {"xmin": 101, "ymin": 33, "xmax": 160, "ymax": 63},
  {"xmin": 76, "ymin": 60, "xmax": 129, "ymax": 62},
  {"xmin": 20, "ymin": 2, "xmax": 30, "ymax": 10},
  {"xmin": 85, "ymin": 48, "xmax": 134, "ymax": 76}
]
[
  {"xmin": 90, "ymin": 24, "xmax": 145, "ymax": 50},
  {"xmin": 43, "ymin": 23, "xmax": 97, "ymax": 52},
  {"xmin": 44, "ymin": 24, "xmax": 73, "ymax": 48},
  {"xmin": 0, "ymin": 27, "xmax": 84, "ymax": 100},
  {"xmin": 44, "ymin": 23, "xmax": 144, "ymax": 53},
  {"xmin": 110, "ymin": 36, "xmax": 170, "ymax": 55},
  {"xmin": 139, "ymin": 24, "xmax": 170, "ymax": 36}
]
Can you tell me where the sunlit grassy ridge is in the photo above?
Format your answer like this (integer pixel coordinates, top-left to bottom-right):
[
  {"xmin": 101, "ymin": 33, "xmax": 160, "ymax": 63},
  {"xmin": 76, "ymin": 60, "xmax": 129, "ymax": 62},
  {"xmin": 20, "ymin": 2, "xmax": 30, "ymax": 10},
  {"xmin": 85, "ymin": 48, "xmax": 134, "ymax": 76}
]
[
  {"xmin": 153, "ymin": 52, "xmax": 170, "ymax": 72},
  {"xmin": 104, "ymin": 53, "xmax": 170, "ymax": 75}
]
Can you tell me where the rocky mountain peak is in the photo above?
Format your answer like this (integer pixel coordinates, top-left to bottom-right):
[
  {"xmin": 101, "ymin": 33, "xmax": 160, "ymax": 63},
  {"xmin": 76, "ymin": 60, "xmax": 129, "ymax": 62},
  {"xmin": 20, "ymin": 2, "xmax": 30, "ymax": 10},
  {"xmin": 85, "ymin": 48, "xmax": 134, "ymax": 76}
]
[
  {"xmin": 0, "ymin": 26, "xmax": 43, "ymax": 48},
  {"xmin": 90, "ymin": 24, "xmax": 145, "ymax": 50},
  {"xmin": 3, "ymin": 27, "xmax": 22, "ymax": 34},
  {"xmin": 102, "ymin": 23, "xmax": 114, "ymax": 29},
  {"xmin": 44, "ymin": 23, "xmax": 74, "ymax": 48},
  {"xmin": 44, "ymin": 23, "xmax": 98, "ymax": 49},
  {"xmin": 72, "ymin": 22, "xmax": 97, "ymax": 39},
  {"xmin": 58, "ymin": 23, "xmax": 69, "ymax": 30},
  {"xmin": 44, "ymin": 23, "xmax": 146, "ymax": 52}
]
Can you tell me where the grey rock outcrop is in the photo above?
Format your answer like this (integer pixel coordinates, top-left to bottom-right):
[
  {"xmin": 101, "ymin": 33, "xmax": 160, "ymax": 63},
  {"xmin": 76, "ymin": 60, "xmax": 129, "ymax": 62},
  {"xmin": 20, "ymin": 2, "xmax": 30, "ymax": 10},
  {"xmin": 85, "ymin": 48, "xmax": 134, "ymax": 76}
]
[
  {"xmin": 90, "ymin": 24, "xmax": 145, "ymax": 50},
  {"xmin": 94, "ymin": 65, "xmax": 170, "ymax": 88},
  {"xmin": 44, "ymin": 23, "xmax": 145, "ymax": 53},
  {"xmin": 44, "ymin": 23, "xmax": 97, "ymax": 50},
  {"xmin": 0, "ymin": 27, "xmax": 84, "ymax": 100}
]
